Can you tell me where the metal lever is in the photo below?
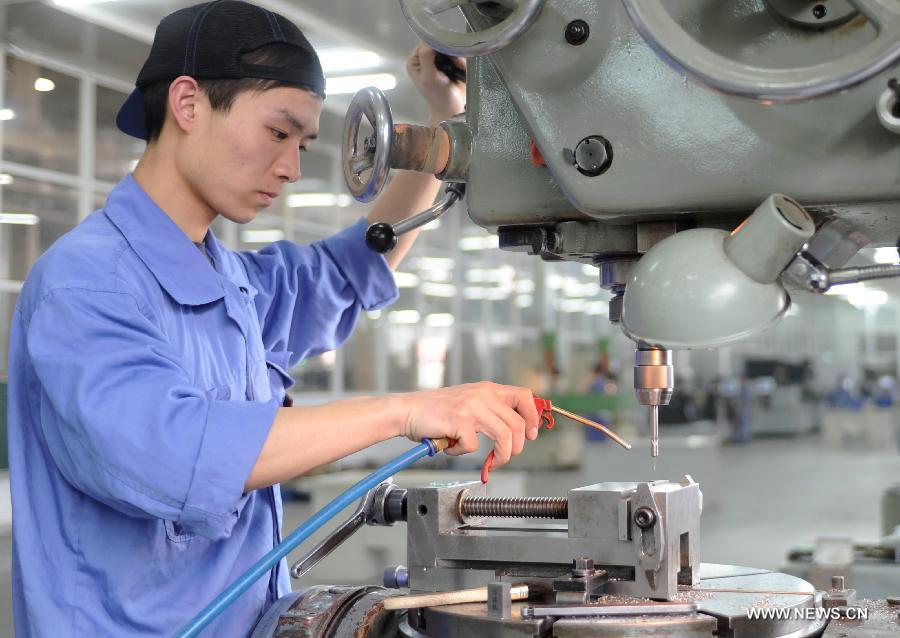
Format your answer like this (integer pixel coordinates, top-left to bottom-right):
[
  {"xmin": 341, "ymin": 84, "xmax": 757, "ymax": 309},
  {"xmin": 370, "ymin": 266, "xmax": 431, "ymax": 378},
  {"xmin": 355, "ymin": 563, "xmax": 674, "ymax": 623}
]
[
  {"xmin": 366, "ymin": 182, "xmax": 466, "ymax": 253},
  {"xmin": 289, "ymin": 481, "xmax": 405, "ymax": 580}
]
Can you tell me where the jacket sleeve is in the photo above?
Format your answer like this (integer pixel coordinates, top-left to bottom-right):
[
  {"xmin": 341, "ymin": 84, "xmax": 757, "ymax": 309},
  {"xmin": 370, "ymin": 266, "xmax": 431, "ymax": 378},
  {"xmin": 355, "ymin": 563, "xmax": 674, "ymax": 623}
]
[
  {"xmin": 236, "ymin": 217, "xmax": 399, "ymax": 366},
  {"xmin": 26, "ymin": 287, "xmax": 279, "ymax": 540}
]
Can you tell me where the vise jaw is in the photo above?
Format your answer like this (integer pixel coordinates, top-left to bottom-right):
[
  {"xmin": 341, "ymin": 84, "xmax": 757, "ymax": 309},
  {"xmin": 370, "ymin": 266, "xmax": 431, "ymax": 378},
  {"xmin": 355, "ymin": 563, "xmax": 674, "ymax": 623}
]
[{"xmin": 405, "ymin": 476, "xmax": 701, "ymax": 600}]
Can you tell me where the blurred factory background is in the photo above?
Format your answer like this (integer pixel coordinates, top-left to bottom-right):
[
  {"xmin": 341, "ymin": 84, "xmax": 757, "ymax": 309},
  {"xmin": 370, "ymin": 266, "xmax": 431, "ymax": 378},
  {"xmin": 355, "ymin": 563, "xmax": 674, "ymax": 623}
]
[{"xmin": 0, "ymin": 2, "xmax": 898, "ymax": 636}]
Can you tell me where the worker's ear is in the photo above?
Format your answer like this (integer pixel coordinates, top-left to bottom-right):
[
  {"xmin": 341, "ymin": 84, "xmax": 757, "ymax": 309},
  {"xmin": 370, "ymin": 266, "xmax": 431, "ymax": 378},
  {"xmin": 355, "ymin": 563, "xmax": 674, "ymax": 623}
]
[{"xmin": 167, "ymin": 75, "xmax": 205, "ymax": 135}]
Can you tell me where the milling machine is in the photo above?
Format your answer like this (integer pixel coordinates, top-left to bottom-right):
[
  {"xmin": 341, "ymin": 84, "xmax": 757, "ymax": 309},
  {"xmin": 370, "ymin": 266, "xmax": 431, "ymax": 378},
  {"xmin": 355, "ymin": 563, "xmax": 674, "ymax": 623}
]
[{"xmin": 255, "ymin": 1, "xmax": 900, "ymax": 636}]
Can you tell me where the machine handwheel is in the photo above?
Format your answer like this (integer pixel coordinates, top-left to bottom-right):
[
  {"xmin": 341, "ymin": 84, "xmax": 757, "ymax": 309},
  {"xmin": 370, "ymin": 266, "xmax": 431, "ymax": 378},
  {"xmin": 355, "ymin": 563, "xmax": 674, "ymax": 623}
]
[
  {"xmin": 622, "ymin": 0, "xmax": 900, "ymax": 102},
  {"xmin": 399, "ymin": 0, "xmax": 546, "ymax": 57},
  {"xmin": 342, "ymin": 87, "xmax": 394, "ymax": 203}
]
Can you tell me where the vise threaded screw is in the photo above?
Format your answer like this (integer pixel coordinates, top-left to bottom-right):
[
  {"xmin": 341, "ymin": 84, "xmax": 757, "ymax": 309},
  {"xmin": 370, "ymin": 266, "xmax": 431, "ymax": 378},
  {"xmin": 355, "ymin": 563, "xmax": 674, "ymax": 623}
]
[{"xmin": 457, "ymin": 491, "xmax": 569, "ymax": 520}]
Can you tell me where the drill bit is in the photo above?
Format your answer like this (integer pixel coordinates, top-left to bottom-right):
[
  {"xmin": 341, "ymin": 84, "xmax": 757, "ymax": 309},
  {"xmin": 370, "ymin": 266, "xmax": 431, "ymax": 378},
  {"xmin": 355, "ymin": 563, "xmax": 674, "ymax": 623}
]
[{"xmin": 650, "ymin": 405, "xmax": 659, "ymax": 458}]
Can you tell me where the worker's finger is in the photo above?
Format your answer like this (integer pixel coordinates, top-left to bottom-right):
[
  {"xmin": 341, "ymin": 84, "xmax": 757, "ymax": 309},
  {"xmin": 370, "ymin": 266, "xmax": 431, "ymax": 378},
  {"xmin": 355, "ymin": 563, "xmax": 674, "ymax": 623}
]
[
  {"xmin": 482, "ymin": 391, "xmax": 527, "ymax": 457},
  {"xmin": 444, "ymin": 429, "xmax": 478, "ymax": 456},
  {"xmin": 492, "ymin": 384, "xmax": 540, "ymax": 439},
  {"xmin": 476, "ymin": 410, "xmax": 513, "ymax": 467}
]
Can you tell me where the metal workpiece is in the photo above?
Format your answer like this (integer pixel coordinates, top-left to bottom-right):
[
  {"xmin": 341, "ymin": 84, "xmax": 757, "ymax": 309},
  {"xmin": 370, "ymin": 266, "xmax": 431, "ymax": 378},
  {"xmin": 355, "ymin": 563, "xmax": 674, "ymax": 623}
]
[
  {"xmin": 823, "ymin": 575, "xmax": 859, "ymax": 610},
  {"xmin": 407, "ymin": 478, "xmax": 701, "ymax": 600}
]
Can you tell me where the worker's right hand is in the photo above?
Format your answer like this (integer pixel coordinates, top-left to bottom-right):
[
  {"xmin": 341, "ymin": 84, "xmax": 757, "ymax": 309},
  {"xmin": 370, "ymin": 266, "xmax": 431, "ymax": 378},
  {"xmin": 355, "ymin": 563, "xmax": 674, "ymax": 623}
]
[{"xmin": 396, "ymin": 382, "xmax": 540, "ymax": 469}]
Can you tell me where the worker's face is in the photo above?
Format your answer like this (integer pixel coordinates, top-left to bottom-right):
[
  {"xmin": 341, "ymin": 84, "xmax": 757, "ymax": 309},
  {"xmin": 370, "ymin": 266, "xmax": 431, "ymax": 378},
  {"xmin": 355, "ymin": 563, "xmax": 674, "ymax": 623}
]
[{"xmin": 182, "ymin": 86, "xmax": 322, "ymax": 224}]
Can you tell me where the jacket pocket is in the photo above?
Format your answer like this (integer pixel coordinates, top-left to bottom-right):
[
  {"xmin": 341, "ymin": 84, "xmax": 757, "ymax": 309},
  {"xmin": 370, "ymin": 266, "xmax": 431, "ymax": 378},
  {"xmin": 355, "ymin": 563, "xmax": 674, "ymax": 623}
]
[{"xmin": 164, "ymin": 519, "xmax": 195, "ymax": 543}]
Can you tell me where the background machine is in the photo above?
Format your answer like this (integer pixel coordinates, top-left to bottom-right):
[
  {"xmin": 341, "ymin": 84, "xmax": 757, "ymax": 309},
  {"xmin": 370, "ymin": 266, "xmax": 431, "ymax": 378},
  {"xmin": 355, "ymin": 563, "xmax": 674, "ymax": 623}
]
[{"xmin": 257, "ymin": 1, "xmax": 900, "ymax": 636}]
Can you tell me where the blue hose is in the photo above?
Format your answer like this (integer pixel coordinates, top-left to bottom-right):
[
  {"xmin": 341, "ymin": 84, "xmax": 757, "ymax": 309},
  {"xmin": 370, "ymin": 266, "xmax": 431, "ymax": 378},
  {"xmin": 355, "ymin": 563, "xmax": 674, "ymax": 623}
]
[{"xmin": 174, "ymin": 438, "xmax": 441, "ymax": 638}]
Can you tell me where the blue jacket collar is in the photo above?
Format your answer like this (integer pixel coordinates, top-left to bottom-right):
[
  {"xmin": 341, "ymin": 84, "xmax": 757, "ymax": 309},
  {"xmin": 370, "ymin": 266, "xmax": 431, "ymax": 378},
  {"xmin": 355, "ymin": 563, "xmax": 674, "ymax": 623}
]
[{"xmin": 104, "ymin": 175, "xmax": 225, "ymax": 306}]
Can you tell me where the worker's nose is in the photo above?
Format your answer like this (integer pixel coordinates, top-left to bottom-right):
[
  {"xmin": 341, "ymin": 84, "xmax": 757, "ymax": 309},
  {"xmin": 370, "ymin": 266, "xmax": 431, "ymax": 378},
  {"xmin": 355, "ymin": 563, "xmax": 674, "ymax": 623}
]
[{"xmin": 274, "ymin": 147, "xmax": 301, "ymax": 183}]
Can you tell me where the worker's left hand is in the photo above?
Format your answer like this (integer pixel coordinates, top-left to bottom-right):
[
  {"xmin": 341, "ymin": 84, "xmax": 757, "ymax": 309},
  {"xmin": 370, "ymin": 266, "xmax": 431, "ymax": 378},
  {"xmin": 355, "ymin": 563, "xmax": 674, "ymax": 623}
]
[{"xmin": 406, "ymin": 42, "xmax": 466, "ymax": 126}]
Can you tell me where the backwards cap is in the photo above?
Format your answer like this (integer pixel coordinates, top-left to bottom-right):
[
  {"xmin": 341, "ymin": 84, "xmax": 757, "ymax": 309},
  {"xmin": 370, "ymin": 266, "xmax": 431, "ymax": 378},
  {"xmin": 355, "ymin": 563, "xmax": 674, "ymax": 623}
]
[{"xmin": 116, "ymin": 0, "xmax": 325, "ymax": 140}]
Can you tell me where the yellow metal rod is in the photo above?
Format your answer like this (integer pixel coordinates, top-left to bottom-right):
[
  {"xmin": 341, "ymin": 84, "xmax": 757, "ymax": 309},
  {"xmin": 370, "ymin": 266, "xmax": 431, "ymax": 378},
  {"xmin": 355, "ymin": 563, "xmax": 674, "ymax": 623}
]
[
  {"xmin": 383, "ymin": 584, "xmax": 529, "ymax": 610},
  {"xmin": 678, "ymin": 586, "xmax": 815, "ymax": 596},
  {"xmin": 550, "ymin": 405, "xmax": 632, "ymax": 450}
]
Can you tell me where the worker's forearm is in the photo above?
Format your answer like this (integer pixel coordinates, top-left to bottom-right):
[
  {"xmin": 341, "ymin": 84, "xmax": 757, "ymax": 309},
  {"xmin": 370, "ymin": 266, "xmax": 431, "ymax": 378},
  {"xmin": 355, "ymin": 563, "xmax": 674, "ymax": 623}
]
[
  {"xmin": 366, "ymin": 169, "xmax": 443, "ymax": 270},
  {"xmin": 245, "ymin": 396, "xmax": 405, "ymax": 491}
]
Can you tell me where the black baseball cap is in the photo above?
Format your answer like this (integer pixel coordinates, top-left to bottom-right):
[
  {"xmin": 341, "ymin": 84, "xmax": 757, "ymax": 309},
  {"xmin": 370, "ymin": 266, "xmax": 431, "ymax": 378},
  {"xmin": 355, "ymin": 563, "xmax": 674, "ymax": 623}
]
[{"xmin": 116, "ymin": 0, "xmax": 326, "ymax": 140}]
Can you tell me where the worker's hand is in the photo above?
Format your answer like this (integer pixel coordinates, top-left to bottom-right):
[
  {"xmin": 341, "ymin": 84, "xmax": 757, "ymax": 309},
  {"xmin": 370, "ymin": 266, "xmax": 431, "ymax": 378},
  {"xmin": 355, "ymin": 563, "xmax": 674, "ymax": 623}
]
[
  {"xmin": 406, "ymin": 42, "xmax": 466, "ymax": 126},
  {"xmin": 397, "ymin": 381, "xmax": 540, "ymax": 469}
]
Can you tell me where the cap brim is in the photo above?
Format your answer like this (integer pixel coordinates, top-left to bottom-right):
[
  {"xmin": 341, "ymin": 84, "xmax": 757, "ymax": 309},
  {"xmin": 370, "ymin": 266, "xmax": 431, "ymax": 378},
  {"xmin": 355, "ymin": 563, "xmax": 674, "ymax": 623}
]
[{"xmin": 116, "ymin": 88, "xmax": 146, "ymax": 140}]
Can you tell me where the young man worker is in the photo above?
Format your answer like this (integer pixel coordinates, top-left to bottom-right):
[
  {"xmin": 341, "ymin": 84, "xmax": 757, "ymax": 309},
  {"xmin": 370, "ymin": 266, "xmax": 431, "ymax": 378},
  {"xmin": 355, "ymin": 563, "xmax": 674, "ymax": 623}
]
[{"xmin": 7, "ymin": 2, "xmax": 539, "ymax": 635}]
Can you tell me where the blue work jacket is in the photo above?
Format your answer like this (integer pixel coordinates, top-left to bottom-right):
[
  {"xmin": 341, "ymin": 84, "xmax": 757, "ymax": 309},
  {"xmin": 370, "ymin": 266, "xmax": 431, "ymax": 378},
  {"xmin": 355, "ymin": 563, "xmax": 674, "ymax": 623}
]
[{"xmin": 7, "ymin": 174, "xmax": 398, "ymax": 636}]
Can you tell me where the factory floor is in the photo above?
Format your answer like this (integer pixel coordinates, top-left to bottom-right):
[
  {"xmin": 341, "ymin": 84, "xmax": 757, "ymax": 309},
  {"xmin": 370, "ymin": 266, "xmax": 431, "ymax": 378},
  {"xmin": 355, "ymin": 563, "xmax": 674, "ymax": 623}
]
[{"xmin": 1, "ymin": 436, "xmax": 897, "ymax": 635}]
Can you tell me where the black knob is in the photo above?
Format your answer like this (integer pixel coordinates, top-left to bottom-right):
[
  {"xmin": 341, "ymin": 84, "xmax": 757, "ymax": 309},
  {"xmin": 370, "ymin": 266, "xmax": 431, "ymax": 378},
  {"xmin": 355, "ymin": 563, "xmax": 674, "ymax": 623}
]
[
  {"xmin": 366, "ymin": 222, "xmax": 397, "ymax": 253},
  {"xmin": 565, "ymin": 20, "xmax": 590, "ymax": 46}
]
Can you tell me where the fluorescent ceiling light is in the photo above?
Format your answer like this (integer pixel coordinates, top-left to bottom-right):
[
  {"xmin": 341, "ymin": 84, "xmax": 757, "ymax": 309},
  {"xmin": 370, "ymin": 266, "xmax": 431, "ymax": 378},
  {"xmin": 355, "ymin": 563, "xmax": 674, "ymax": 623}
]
[
  {"xmin": 515, "ymin": 279, "xmax": 535, "ymax": 294},
  {"xmin": 847, "ymin": 288, "xmax": 888, "ymax": 308},
  {"xmin": 326, "ymin": 73, "xmax": 396, "ymax": 95},
  {"xmin": 0, "ymin": 174, "xmax": 13, "ymax": 185},
  {"xmin": 582, "ymin": 264, "xmax": 598, "ymax": 276},
  {"xmin": 393, "ymin": 271, "xmax": 419, "ymax": 288},
  {"xmin": 317, "ymin": 48, "xmax": 382, "ymax": 74},
  {"xmin": 425, "ymin": 313, "xmax": 455, "ymax": 328},
  {"xmin": 241, "ymin": 228, "xmax": 285, "ymax": 243},
  {"xmin": 389, "ymin": 309, "xmax": 420, "ymax": 324},
  {"xmin": 586, "ymin": 301, "xmax": 608, "ymax": 315},
  {"xmin": 420, "ymin": 268, "xmax": 452, "ymax": 283},
  {"xmin": 458, "ymin": 235, "xmax": 499, "ymax": 251},
  {"xmin": 287, "ymin": 192, "xmax": 353, "ymax": 208},
  {"xmin": 874, "ymin": 247, "xmax": 899, "ymax": 264},
  {"xmin": 421, "ymin": 282, "xmax": 456, "ymax": 297},
  {"xmin": 555, "ymin": 298, "xmax": 586, "ymax": 313},
  {"xmin": 0, "ymin": 109, "xmax": 14, "ymax": 121},
  {"xmin": 417, "ymin": 257, "xmax": 455, "ymax": 269},
  {"xmin": 825, "ymin": 282, "xmax": 865, "ymax": 296},
  {"xmin": 464, "ymin": 286, "xmax": 509, "ymax": 300},
  {"xmin": 0, "ymin": 213, "xmax": 39, "ymax": 225},
  {"xmin": 515, "ymin": 294, "xmax": 533, "ymax": 308},
  {"xmin": 34, "ymin": 78, "xmax": 56, "ymax": 92},
  {"xmin": 466, "ymin": 266, "xmax": 514, "ymax": 283}
]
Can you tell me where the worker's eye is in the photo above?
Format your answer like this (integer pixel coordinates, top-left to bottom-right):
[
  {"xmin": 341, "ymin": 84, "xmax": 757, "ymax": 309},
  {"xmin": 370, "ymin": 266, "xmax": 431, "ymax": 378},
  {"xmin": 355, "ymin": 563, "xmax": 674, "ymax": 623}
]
[{"xmin": 271, "ymin": 128, "xmax": 288, "ymax": 141}]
